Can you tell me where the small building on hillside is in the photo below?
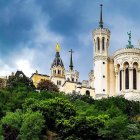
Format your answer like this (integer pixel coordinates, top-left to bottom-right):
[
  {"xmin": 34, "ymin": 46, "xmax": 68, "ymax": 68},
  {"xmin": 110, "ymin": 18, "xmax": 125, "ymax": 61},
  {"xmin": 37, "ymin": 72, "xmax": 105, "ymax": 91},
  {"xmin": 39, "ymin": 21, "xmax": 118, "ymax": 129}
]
[{"xmin": 31, "ymin": 70, "xmax": 50, "ymax": 88}]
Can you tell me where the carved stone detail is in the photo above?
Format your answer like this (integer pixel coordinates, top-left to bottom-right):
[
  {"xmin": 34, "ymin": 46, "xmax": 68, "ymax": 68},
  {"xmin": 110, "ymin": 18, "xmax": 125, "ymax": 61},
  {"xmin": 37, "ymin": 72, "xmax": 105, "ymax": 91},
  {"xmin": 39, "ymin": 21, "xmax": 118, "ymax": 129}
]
[{"xmin": 94, "ymin": 56, "xmax": 108, "ymax": 61}]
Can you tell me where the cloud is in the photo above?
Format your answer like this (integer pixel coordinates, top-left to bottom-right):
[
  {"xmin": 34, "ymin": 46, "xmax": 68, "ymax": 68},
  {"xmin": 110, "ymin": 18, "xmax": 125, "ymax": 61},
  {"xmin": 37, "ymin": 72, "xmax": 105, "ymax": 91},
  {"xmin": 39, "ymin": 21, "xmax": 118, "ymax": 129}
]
[
  {"xmin": 105, "ymin": 14, "xmax": 140, "ymax": 55},
  {"xmin": 0, "ymin": 0, "xmax": 140, "ymax": 81},
  {"xmin": 0, "ymin": 0, "xmax": 64, "ymax": 78}
]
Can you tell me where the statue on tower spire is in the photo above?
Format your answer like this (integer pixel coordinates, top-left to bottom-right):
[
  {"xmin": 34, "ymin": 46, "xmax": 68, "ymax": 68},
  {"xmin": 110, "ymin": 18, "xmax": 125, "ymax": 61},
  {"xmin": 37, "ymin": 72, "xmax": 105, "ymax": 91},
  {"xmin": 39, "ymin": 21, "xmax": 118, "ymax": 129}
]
[
  {"xmin": 56, "ymin": 43, "xmax": 61, "ymax": 52},
  {"xmin": 126, "ymin": 31, "xmax": 134, "ymax": 48},
  {"xmin": 99, "ymin": 4, "xmax": 103, "ymax": 28},
  {"xmin": 69, "ymin": 49, "xmax": 74, "ymax": 70}
]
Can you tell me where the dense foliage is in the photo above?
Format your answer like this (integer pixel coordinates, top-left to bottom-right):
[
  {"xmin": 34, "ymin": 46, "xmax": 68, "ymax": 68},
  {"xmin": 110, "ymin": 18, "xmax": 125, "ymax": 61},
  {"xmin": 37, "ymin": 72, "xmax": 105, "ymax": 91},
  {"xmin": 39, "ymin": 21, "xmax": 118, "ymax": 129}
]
[
  {"xmin": 0, "ymin": 75, "xmax": 139, "ymax": 140},
  {"xmin": 37, "ymin": 79, "xmax": 59, "ymax": 92}
]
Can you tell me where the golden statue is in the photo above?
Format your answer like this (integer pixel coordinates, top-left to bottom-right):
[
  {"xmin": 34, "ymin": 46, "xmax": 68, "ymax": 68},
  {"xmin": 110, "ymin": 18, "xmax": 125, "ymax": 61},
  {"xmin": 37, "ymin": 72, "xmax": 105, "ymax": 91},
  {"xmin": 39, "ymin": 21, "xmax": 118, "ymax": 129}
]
[{"xmin": 56, "ymin": 43, "xmax": 61, "ymax": 52}]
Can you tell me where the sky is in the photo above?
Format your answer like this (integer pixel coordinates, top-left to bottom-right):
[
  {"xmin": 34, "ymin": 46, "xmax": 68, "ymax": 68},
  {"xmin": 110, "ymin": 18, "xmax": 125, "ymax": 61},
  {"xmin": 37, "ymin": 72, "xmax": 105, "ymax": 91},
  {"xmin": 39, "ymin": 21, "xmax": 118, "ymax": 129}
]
[{"xmin": 0, "ymin": 0, "xmax": 140, "ymax": 81}]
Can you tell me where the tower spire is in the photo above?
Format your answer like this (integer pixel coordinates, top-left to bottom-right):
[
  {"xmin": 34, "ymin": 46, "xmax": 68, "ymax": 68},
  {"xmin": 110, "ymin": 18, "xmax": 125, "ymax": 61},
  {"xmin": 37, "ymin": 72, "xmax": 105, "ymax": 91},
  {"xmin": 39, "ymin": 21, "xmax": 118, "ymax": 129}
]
[
  {"xmin": 99, "ymin": 4, "xmax": 103, "ymax": 28},
  {"xmin": 69, "ymin": 49, "xmax": 74, "ymax": 70}
]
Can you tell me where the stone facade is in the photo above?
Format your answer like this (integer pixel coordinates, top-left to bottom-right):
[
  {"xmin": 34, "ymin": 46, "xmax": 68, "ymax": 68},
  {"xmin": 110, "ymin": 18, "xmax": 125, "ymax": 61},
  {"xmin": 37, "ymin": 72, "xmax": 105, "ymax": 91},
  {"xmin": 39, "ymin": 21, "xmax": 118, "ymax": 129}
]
[
  {"xmin": 30, "ymin": 5, "xmax": 140, "ymax": 101},
  {"xmin": 31, "ymin": 70, "xmax": 50, "ymax": 87},
  {"xmin": 91, "ymin": 5, "xmax": 140, "ymax": 101},
  {"xmin": 93, "ymin": 27, "xmax": 110, "ymax": 99},
  {"xmin": 113, "ymin": 48, "xmax": 140, "ymax": 101}
]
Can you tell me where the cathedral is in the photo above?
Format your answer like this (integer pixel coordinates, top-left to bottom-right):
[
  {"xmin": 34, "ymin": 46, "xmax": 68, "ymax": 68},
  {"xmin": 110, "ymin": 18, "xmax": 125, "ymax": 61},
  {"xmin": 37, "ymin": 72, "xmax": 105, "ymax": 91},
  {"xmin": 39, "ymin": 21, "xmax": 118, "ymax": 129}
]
[{"xmin": 31, "ymin": 5, "xmax": 140, "ymax": 101}]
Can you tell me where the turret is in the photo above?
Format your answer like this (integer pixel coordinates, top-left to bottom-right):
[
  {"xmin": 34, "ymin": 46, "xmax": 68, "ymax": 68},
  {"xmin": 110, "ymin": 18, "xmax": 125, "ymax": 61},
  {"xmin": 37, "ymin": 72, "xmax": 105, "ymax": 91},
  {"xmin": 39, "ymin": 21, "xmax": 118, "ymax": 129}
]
[
  {"xmin": 93, "ymin": 4, "xmax": 110, "ymax": 98},
  {"xmin": 93, "ymin": 4, "xmax": 110, "ymax": 57}
]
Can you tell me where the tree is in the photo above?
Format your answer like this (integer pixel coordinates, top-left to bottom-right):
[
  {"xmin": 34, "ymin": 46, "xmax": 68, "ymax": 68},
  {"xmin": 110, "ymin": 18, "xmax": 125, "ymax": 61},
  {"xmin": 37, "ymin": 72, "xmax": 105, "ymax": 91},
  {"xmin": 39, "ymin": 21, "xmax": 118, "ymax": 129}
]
[
  {"xmin": 23, "ymin": 97, "xmax": 76, "ymax": 131},
  {"xmin": 0, "ymin": 89, "xmax": 11, "ymax": 117},
  {"xmin": 94, "ymin": 96, "xmax": 140, "ymax": 118},
  {"xmin": 98, "ymin": 115, "xmax": 128, "ymax": 140},
  {"xmin": 0, "ymin": 123, "xmax": 4, "ymax": 140},
  {"xmin": 19, "ymin": 111, "xmax": 45, "ymax": 140},
  {"xmin": 57, "ymin": 115, "xmax": 109, "ymax": 140},
  {"xmin": 127, "ymin": 123, "xmax": 140, "ymax": 140},
  {"xmin": 6, "ymin": 71, "xmax": 35, "ymax": 92},
  {"xmin": 67, "ymin": 92, "xmax": 94, "ymax": 104},
  {"xmin": 37, "ymin": 79, "xmax": 59, "ymax": 92},
  {"xmin": 0, "ymin": 78, "xmax": 6, "ymax": 89},
  {"xmin": 1, "ymin": 110, "xmax": 22, "ymax": 140}
]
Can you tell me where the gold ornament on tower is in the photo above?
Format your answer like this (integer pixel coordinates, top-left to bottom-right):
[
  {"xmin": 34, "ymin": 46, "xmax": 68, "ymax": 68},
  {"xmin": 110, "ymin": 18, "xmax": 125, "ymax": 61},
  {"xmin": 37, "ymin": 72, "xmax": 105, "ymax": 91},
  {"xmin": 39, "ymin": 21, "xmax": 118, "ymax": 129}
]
[{"xmin": 56, "ymin": 43, "xmax": 61, "ymax": 52}]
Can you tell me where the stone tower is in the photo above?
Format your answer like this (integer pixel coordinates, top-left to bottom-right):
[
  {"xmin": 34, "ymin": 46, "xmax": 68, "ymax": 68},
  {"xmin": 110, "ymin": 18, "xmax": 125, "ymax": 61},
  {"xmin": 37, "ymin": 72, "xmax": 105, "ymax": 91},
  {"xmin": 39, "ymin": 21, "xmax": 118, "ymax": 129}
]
[
  {"xmin": 51, "ymin": 43, "xmax": 65, "ymax": 87},
  {"xmin": 93, "ymin": 4, "xmax": 110, "ymax": 98}
]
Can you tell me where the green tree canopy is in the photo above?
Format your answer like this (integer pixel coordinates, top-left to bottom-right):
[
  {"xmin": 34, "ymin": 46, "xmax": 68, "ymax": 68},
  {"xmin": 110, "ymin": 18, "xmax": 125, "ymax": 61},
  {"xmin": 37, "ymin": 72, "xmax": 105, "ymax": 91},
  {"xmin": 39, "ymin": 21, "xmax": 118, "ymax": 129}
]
[
  {"xmin": 6, "ymin": 71, "xmax": 35, "ymax": 92},
  {"xmin": 37, "ymin": 79, "xmax": 59, "ymax": 92},
  {"xmin": 19, "ymin": 111, "xmax": 45, "ymax": 140}
]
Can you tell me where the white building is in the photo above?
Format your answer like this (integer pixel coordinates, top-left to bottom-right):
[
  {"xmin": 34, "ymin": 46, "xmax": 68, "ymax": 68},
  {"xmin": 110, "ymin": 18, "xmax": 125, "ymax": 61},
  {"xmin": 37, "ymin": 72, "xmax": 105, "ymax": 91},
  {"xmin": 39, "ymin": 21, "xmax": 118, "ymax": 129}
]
[
  {"xmin": 32, "ymin": 5, "xmax": 140, "ymax": 101},
  {"xmin": 92, "ymin": 4, "xmax": 140, "ymax": 101}
]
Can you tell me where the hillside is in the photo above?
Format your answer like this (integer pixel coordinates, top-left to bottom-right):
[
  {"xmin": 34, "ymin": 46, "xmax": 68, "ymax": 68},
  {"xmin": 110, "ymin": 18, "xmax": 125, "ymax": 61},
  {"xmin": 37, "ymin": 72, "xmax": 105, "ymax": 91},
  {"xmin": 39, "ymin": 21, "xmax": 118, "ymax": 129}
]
[{"xmin": 0, "ymin": 75, "xmax": 139, "ymax": 140}]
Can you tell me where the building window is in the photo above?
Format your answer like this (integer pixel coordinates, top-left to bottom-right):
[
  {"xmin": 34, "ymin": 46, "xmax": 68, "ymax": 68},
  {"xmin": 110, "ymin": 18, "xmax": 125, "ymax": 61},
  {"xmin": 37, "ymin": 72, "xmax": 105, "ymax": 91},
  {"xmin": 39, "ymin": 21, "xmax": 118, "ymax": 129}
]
[
  {"xmin": 86, "ymin": 90, "xmax": 90, "ymax": 96},
  {"xmin": 57, "ymin": 80, "xmax": 61, "ymax": 85},
  {"xmin": 67, "ymin": 78, "xmax": 70, "ymax": 81},
  {"xmin": 58, "ymin": 70, "xmax": 60, "ymax": 74},
  {"xmin": 133, "ymin": 68, "xmax": 137, "ymax": 89},
  {"xmin": 94, "ymin": 39, "xmax": 96, "ymax": 52},
  {"xmin": 103, "ymin": 75, "xmax": 105, "ymax": 78},
  {"xmin": 72, "ymin": 78, "xmax": 74, "ymax": 82},
  {"xmin": 102, "ymin": 37, "xmax": 105, "ymax": 51},
  {"xmin": 59, "ymin": 81, "xmax": 61, "ymax": 85},
  {"xmin": 59, "ymin": 70, "xmax": 61, "ymax": 74},
  {"xmin": 120, "ymin": 70, "xmax": 122, "ymax": 91},
  {"xmin": 103, "ymin": 89, "xmax": 105, "ymax": 92},
  {"xmin": 103, "ymin": 62, "xmax": 105, "ymax": 64},
  {"xmin": 97, "ymin": 37, "xmax": 100, "ymax": 51},
  {"xmin": 106, "ymin": 39, "xmax": 109, "ymax": 47},
  {"xmin": 125, "ymin": 68, "xmax": 129, "ymax": 89}
]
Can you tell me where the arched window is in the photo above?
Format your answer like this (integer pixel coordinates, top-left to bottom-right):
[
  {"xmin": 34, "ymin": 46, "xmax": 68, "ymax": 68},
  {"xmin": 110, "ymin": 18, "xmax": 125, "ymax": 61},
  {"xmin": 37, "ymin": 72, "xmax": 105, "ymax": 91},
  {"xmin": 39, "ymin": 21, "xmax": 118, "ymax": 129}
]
[
  {"xmin": 58, "ymin": 70, "xmax": 61, "ymax": 74},
  {"xmin": 54, "ymin": 70, "xmax": 56, "ymax": 74},
  {"xmin": 106, "ymin": 39, "xmax": 109, "ymax": 47},
  {"xmin": 97, "ymin": 37, "xmax": 100, "ymax": 51},
  {"xmin": 120, "ymin": 70, "xmax": 122, "ymax": 91},
  {"xmin": 125, "ymin": 68, "xmax": 129, "ymax": 89},
  {"xmin": 72, "ymin": 78, "xmax": 74, "ymax": 82},
  {"xmin": 94, "ymin": 39, "xmax": 96, "ymax": 52},
  {"xmin": 86, "ymin": 90, "xmax": 90, "ymax": 96},
  {"xmin": 102, "ymin": 37, "xmax": 105, "ymax": 51},
  {"xmin": 59, "ymin": 81, "xmax": 61, "ymax": 85},
  {"xmin": 133, "ymin": 68, "xmax": 137, "ymax": 89}
]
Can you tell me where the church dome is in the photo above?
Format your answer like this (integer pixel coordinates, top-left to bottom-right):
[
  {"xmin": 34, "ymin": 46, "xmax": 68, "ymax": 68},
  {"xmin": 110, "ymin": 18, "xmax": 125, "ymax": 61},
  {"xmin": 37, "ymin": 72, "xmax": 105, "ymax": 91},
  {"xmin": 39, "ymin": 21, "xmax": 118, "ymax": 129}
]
[{"xmin": 51, "ymin": 52, "xmax": 64, "ymax": 68}]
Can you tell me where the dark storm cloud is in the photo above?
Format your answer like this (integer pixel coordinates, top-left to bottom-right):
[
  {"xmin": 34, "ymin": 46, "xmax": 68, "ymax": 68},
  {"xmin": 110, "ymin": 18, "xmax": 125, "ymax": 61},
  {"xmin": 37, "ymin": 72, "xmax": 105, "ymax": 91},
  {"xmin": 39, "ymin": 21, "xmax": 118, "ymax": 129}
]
[
  {"xmin": 0, "ymin": 0, "xmax": 140, "ymax": 79},
  {"xmin": 0, "ymin": 0, "xmax": 36, "ymax": 55}
]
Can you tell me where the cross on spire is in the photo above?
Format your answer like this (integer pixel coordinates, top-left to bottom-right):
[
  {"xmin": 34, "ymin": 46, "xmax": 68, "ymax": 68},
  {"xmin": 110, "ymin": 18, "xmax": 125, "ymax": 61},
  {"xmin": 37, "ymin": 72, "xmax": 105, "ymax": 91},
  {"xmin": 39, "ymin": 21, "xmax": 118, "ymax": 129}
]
[
  {"xmin": 69, "ymin": 49, "xmax": 74, "ymax": 70},
  {"xmin": 99, "ymin": 4, "xmax": 103, "ymax": 28}
]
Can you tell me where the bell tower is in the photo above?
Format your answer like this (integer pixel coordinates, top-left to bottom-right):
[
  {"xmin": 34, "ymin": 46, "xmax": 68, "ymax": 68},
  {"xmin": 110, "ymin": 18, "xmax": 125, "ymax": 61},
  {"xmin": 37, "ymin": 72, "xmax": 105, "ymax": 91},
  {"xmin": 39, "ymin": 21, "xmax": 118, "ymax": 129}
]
[
  {"xmin": 93, "ymin": 4, "xmax": 110, "ymax": 98},
  {"xmin": 51, "ymin": 43, "xmax": 65, "ymax": 87}
]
